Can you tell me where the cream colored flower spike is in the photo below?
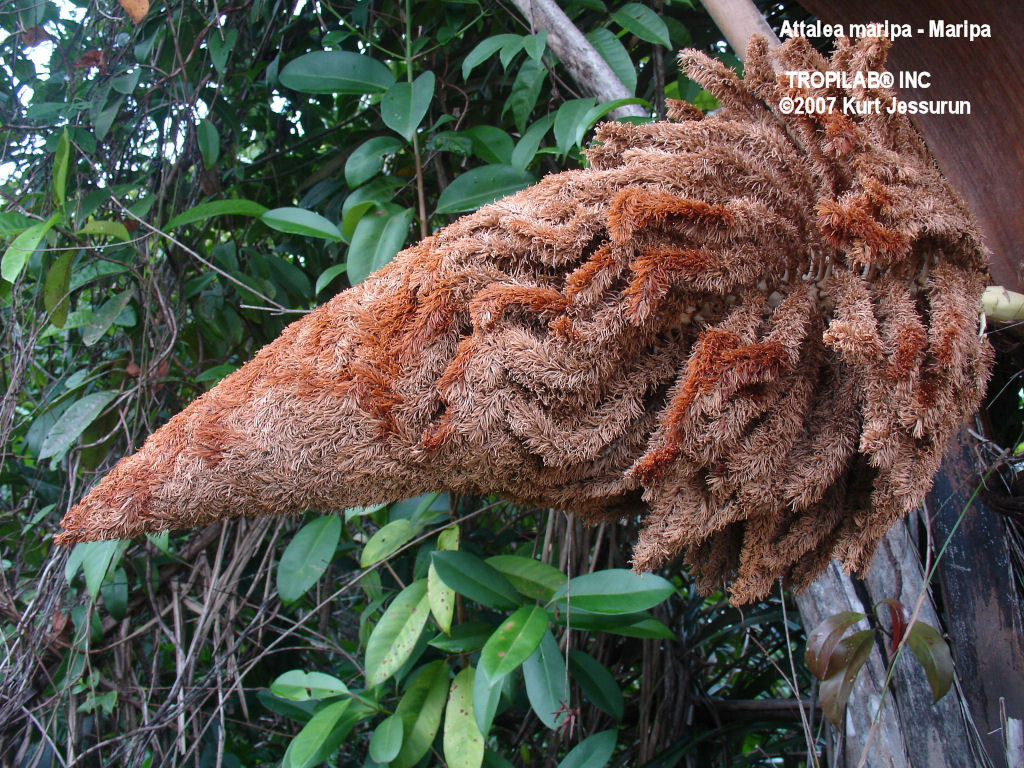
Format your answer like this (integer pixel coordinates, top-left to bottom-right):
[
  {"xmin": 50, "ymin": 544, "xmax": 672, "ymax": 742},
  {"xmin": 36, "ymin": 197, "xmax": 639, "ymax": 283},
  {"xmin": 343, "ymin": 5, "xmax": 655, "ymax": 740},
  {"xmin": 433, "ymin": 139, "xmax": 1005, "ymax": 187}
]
[{"xmin": 57, "ymin": 35, "xmax": 992, "ymax": 605}]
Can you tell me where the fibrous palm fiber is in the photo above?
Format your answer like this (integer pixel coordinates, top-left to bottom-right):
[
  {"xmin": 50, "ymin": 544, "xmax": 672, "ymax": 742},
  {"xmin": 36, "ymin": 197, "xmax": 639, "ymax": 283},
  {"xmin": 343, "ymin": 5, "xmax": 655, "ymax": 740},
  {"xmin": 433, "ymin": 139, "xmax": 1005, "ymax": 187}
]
[{"xmin": 57, "ymin": 35, "xmax": 992, "ymax": 604}]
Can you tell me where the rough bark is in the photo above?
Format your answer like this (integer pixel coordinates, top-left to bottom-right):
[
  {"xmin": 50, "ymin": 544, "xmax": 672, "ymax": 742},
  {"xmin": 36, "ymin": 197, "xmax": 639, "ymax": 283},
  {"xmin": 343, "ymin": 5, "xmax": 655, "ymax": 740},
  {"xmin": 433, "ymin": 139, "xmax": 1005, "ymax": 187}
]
[{"xmin": 505, "ymin": 0, "xmax": 647, "ymax": 118}]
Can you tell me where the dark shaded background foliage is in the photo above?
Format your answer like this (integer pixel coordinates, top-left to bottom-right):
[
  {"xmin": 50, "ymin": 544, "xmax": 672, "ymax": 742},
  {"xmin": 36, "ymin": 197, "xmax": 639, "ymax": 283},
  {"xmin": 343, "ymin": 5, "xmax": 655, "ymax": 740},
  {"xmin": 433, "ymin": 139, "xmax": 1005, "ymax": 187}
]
[{"xmin": 0, "ymin": 0, "xmax": 851, "ymax": 766}]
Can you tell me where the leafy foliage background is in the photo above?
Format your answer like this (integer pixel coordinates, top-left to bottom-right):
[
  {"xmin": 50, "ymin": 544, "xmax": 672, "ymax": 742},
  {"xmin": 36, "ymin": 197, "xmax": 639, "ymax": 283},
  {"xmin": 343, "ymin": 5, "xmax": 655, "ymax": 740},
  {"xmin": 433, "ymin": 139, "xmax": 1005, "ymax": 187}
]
[{"xmin": 0, "ymin": 0, "xmax": 825, "ymax": 765}]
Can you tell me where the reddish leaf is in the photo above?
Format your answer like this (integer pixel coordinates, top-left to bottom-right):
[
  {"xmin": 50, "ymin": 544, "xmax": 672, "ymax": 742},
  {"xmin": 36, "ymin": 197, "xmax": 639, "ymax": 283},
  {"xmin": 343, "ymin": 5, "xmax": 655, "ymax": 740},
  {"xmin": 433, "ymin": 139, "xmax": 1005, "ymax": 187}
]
[
  {"xmin": 878, "ymin": 598, "xmax": 909, "ymax": 653},
  {"xmin": 819, "ymin": 629, "xmax": 875, "ymax": 725},
  {"xmin": 805, "ymin": 611, "xmax": 867, "ymax": 680},
  {"xmin": 906, "ymin": 621, "xmax": 954, "ymax": 703}
]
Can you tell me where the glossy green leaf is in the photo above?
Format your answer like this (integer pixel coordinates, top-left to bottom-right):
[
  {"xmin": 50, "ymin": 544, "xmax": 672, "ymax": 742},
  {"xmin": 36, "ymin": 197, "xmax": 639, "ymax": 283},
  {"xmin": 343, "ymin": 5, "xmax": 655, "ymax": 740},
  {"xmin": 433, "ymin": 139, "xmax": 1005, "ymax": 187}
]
[
  {"xmin": 485, "ymin": 555, "xmax": 566, "ymax": 601},
  {"xmin": 261, "ymin": 207, "xmax": 342, "ymax": 241},
  {"xmin": 569, "ymin": 650, "xmax": 623, "ymax": 720},
  {"xmin": 444, "ymin": 667, "xmax": 485, "ymax": 768},
  {"xmin": 431, "ymin": 550, "xmax": 521, "ymax": 609},
  {"xmin": 78, "ymin": 220, "xmax": 131, "ymax": 241},
  {"xmin": 78, "ymin": 540, "xmax": 120, "ymax": 600},
  {"xmin": 480, "ymin": 605, "xmax": 548, "ymax": 680},
  {"xmin": 463, "ymin": 125, "xmax": 514, "ymax": 165},
  {"xmin": 364, "ymin": 578, "xmax": 430, "ymax": 686},
  {"xmin": 510, "ymin": 115, "xmax": 552, "ymax": 172},
  {"xmin": 503, "ymin": 58, "xmax": 545, "ymax": 133},
  {"xmin": 369, "ymin": 713, "xmax": 404, "ymax": 764},
  {"xmin": 550, "ymin": 606, "xmax": 675, "ymax": 638},
  {"xmin": 472, "ymin": 662, "xmax": 503, "ymax": 734},
  {"xmin": 499, "ymin": 36, "xmax": 525, "ymax": 69},
  {"xmin": 208, "ymin": 28, "xmax": 238, "ymax": 74},
  {"xmin": 164, "ymin": 199, "xmax": 267, "ymax": 229},
  {"xmin": 462, "ymin": 34, "xmax": 521, "ymax": 79},
  {"xmin": 524, "ymin": 30, "xmax": 547, "ymax": 61},
  {"xmin": 582, "ymin": 97, "xmax": 650, "ymax": 131},
  {"xmin": 393, "ymin": 660, "xmax": 450, "ymax": 768},
  {"xmin": 344, "ymin": 136, "xmax": 404, "ymax": 188},
  {"xmin": 906, "ymin": 621, "xmax": 954, "ymax": 703},
  {"xmin": 428, "ymin": 562, "xmax": 455, "ymax": 635},
  {"xmin": 554, "ymin": 97, "xmax": 597, "ymax": 157},
  {"xmin": 43, "ymin": 251, "xmax": 74, "ymax": 327},
  {"xmin": 197, "ymin": 118, "xmax": 219, "ymax": 168},
  {"xmin": 2, "ymin": 213, "xmax": 59, "ymax": 284},
  {"xmin": 276, "ymin": 515, "xmax": 341, "ymax": 603},
  {"xmin": 805, "ymin": 611, "xmax": 868, "ymax": 680},
  {"xmin": 382, "ymin": 71, "xmax": 435, "ymax": 142},
  {"xmin": 549, "ymin": 569, "xmax": 674, "ymax": 614},
  {"xmin": 523, "ymin": 629, "xmax": 567, "ymax": 729},
  {"xmin": 340, "ymin": 200, "xmax": 376, "ymax": 241},
  {"xmin": 285, "ymin": 699, "xmax": 352, "ymax": 768},
  {"xmin": 611, "ymin": 3, "xmax": 672, "ymax": 48},
  {"xmin": 280, "ymin": 51, "xmax": 395, "ymax": 94},
  {"xmin": 194, "ymin": 362, "xmax": 237, "ymax": 384},
  {"xmin": 557, "ymin": 729, "xmax": 616, "ymax": 768},
  {"xmin": 347, "ymin": 205, "xmax": 413, "ymax": 285},
  {"xmin": 586, "ymin": 28, "xmax": 636, "ymax": 94},
  {"xmin": 361, "ymin": 519, "xmax": 414, "ymax": 567},
  {"xmin": 429, "ymin": 621, "xmax": 494, "ymax": 653},
  {"xmin": 100, "ymin": 566, "xmax": 128, "ymax": 620},
  {"xmin": 0, "ymin": 211, "xmax": 35, "ymax": 237},
  {"xmin": 52, "ymin": 128, "xmax": 70, "ymax": 207},
  {"xmin": 820, "ymin": 628, "xmax": 875, "ymax": 725},
  {"xmin": 82, "ymin": 291, "xmax": 132, "ymax": 346},
  {"xmin": 39, "ymin": 390, "xmax": 117, "ymax": 459},
  {"xmin": 271, "ymin": 670, "xmax": 349, "ymax": 701},
  {"xmin": 435, "ymin": 164, "xmax": 534, "ymax": 214},
  {"xmin": 314, "ymin": 263, "xmax": 347, "ymax": 296}
]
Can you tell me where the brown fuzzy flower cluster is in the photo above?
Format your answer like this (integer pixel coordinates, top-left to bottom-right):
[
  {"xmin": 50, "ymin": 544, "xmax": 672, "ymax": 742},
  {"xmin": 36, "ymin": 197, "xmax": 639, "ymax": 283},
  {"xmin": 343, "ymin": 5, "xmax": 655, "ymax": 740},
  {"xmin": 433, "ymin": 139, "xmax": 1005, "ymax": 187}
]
[{"xmin": 57, "ymin": 36, "xmax": 992, "ymax": 604}]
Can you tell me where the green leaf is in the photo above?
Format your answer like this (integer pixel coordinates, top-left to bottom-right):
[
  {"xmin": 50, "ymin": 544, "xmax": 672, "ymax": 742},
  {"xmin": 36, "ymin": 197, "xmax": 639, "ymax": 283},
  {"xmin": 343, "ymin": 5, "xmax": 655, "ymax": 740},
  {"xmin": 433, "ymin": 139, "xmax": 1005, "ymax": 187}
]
[
  {"xmin": 503, "ymin": 58, "xmax": 545, "ymax": 133},
  {"xmin": 208, "ymin": 28, "xmax": 238, "ymax": 74},
  {"xmin": 2, "ymin": 213, "xmax": 59, "ymax": 284},
  {"xmin": 43, "ymin": 251, "xmax": 74, "ymax": 327},
  {"xmin": 53, "ymin": 127, "xmax": 70, "ymax": 207},
  {"xmin": 194, "ymin": 362, "xmax": 238, "ymax": 384},
  {"xmin": 78, "ymin": 540, "xmax": 119, "ymax": 600},
  {"xmin": 462, "ymin": 34, "xmax": 521, "ymax": 79},
  {"xmin": 485, "ymin": 555, "xmax": 566, "ymax": 602},
  {"xmin": 346, "ymin": 206, "xmax": 413, "ymax": 285},
  {"xmin": 197, "ymin": 119, "xmax": 219, "ymax": 168},
  {"xmin": 499, "ymin": 36, "xmax": 525, "ymax": 69},
  {"xmin": 523, "ymin": 629, "xmax": 567, "ymax": 729},
  {"xmin": 369, "ymin": 713, "xmax": 404, "ymax": 764},
  {"xmin": 393, "ymin": 660, "xmax": 450, "ymax": 768},
  {"xmin": 463, "ymin": 126, "xmax": 514, "ymax": 165},
  {"xmin": 0, "ymin": 211, "xmax": 35, "ymax": 237},
  {"xmin": 430, "ymin": 550, "xmax": 521, "ymax": 609},
  {"xmin": 361, "ymin": 519, "xmax": 414, "ymax": 567},
  {"xmin": 381, "ymin": 71, "xmax": 435, "ymax": 142},
  {"xmin": 82, "ymin": 291, "xmax": 132, "ymax": 346},
  {"xmin": 558, "ymin": 729, "xmax": 617, "ymax": 768},
  {"xmin": 428, "ymin": 562, "xmax": 455, "ymax": 635},
  {"xmin": 340, "ymin": 201, "xmax": 376, "ymax": 241},
  {"xmin": 445, "ymin": 668, "xmax": 485, "ymax": 768},
  {"xmin": 524, "ymin": 30, "xmax": 548, "ymax": 61},
  {"xmin": 364, "ymin": 579, "xmax": 430, "ymax": 686},
  {"xmin": 510, "ymin": 115, "xmax": 552, "ymax": 172},
  {"xmin": 550, "ymin": 607, "xmax": 675, "ymax": 638},
  {"xmin": 549, "ymin": 569, "xmax": 674, "ymax": 614},
  {"xmin": 78, "ymin": 220, "xmax": 131, "ymax": 241},
  {"xmin": 285, "ymin": 699, "xmax": 352, "ymax": 768},
  {"xmin": 819, "ymin": 628, "xmax": 876, "ymax": 725},
  {"xmin": 276, "ymin": 516, "xmax": 342, "ymax": 603},
  {"xmin": 586, "ymin": 28, "xmax": 636, "ymax": 94},
  {"xmin": 164, "ymin": 199, "xmax": 268, "ymax": 229},
  {"xmin": 479, "ymin": 605, "xmax": 548, "ymax": 680},
  {"xmin": 345, "ymin": 137, "xmax": 404, "ymax": 188},
  {"xmin": 611, "ymin": 3, "xmax": 672, "ymax": 48},
  {"xmin": 554, "ymin": 97, "xmax": 597, "ymax": 157},
  {"xmin": 39, "ymin": 390, "xmax": 117, "ymax": 459},
  {"xmin": 100, "ymin": 566, "xmax": 128, "ymax": 620},
  {"xmin": 472, "ymin": 662, "xmax": 503, "ymax": 734},
  {"xmin": 582, "ymin": 97, "xmax": 650, "ymax": 132},
  {"xmin": 906, "ymin": 621, "xmax": 954, "ymax": 703},
  {"xmin": 261, "ymin": 207, "xmax": 342, "ymax": 241},
  {"xmin": 314, "ymin": 264, "xmax": 347, "ymax": 296},
  {"xmin": 280, "ymin": 51, "xmax": 395, "ymax": 94},
  {"xmin": 436, "ymin": 165, "xmax": 534, "ymax": 214},
  {"xmin": 805, "ymin": 611, "xmax": 868, "ymax": 680},
  {"xmin": 568, "ymin": 650, "xmax": 623, "ymax": 720},
  {"xmin": 429, "ymin": 621, "xmax": 494, "ymax": 653},
  {"xmin": 271, "ymin": 670, "xmax": 349, "ymax": 701}
]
